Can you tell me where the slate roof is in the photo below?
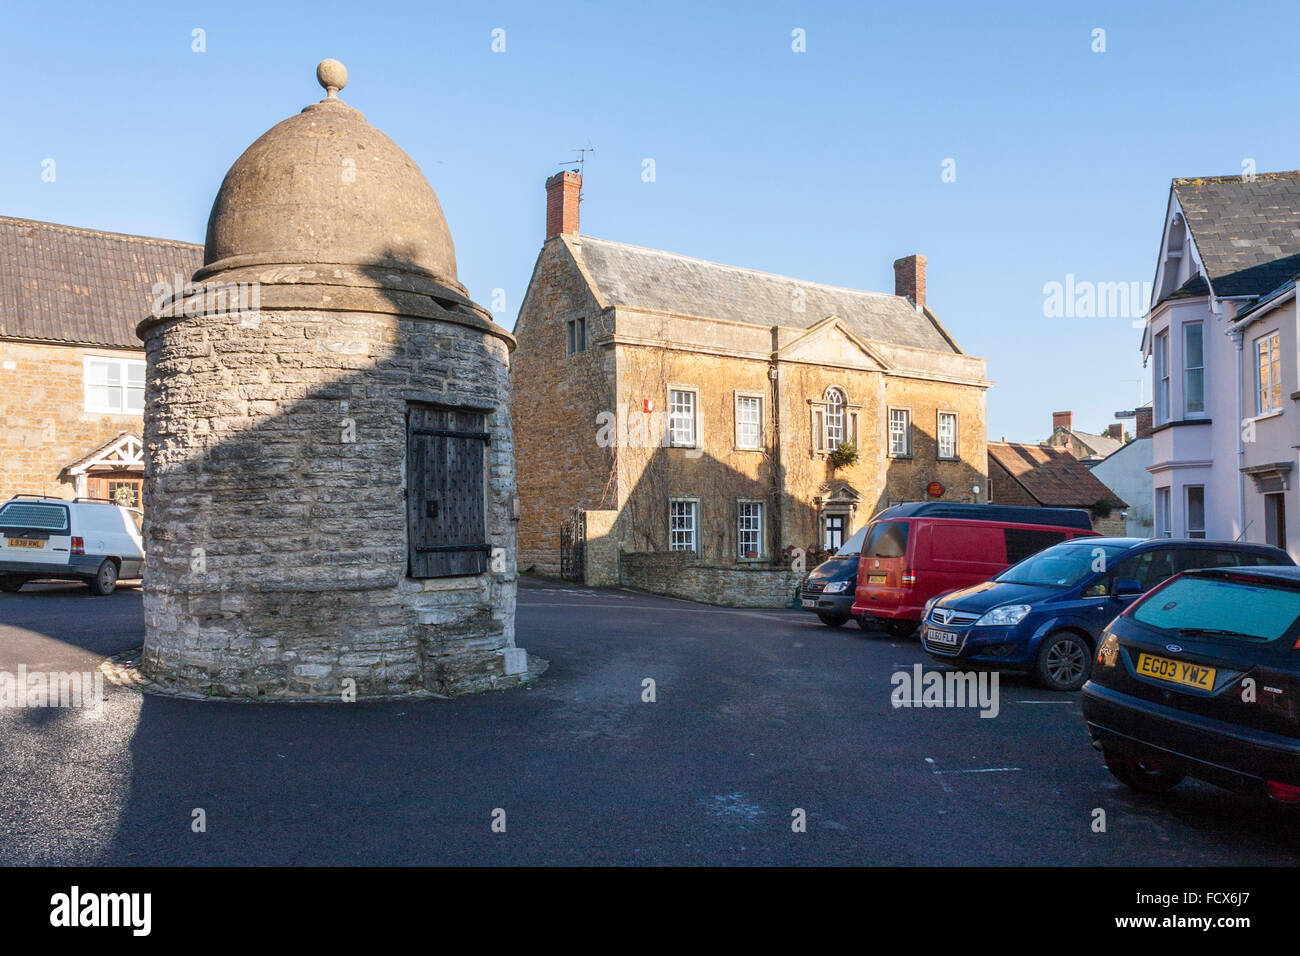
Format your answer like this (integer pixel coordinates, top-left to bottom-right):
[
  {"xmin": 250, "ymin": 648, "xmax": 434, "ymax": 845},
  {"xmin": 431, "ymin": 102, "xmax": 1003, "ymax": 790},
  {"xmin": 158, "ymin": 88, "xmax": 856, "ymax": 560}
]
[
  {"xmin": 0, "ymin": 216, "xmax": 203, "ymax": 349},
  {"xmin": 567, "ymin": 235, "xmax": 960, "ymax": 354},
  {"xmin": 989, "ymin": 441, "xmax": 1127, "ymax": 510},
  {"xmin": 1172, "ymin": 172, "xmax": 1300, "ymax": 297},
  {"xmin": 1069, "ymin": 429, "xmax": 1124, "ymax": 459}
]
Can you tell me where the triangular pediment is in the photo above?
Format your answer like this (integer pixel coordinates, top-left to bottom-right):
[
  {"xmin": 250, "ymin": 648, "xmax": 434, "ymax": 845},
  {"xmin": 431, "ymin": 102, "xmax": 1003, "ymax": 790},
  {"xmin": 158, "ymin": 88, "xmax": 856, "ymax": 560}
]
[{"xmin": 776, "ymin": 316, "xmax": 890, "ymax": 370}]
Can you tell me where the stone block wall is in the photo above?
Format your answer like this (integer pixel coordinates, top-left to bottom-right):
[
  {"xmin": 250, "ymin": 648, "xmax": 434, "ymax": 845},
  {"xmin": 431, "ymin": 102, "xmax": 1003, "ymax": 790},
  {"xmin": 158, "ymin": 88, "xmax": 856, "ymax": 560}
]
[
  {"xmin": 583, "ymin": 509, "xmax": 620, "ymax": 586},
  {"xmin": 620, "ymin": 551, "xmax": 802, "ymax": 608},
  {"xmin": 141, "ymin": 304, "xmax": 524, "ymax": 698}
]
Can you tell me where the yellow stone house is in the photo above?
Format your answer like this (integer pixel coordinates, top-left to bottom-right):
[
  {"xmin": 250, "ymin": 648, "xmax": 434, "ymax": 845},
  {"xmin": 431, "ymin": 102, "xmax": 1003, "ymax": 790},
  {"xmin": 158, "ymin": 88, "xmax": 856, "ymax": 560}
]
[{"xmin": 510, "ymin": 172, "xmax": 991, "ymax": 604}]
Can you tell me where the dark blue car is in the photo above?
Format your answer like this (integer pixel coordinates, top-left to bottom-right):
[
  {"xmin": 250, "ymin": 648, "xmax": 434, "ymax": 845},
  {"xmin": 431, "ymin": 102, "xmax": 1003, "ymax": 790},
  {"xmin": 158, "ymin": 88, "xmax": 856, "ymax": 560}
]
[
  {"xmin": 1083, "ymin": 565, "xmax": 1300, "ymax": 804},
  {"xmin": 921, "ymin": 537, "xmax": 1292, "ymax": 690}
]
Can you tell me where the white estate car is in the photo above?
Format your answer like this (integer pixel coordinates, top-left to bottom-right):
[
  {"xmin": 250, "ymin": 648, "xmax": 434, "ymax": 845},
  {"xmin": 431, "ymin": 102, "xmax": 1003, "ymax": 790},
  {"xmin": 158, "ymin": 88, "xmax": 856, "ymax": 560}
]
[{"xmin": 0, "ymin": 496, "xmax": 145, "ymax": 595}]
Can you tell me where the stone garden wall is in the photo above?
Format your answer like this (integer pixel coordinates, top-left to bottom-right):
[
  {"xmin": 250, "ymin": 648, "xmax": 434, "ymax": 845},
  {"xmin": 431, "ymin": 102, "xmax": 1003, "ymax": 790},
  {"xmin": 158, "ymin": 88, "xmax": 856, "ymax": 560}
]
[{"xmin": 619, "ymin": 551, "xmax": 801, "ymax": 608}]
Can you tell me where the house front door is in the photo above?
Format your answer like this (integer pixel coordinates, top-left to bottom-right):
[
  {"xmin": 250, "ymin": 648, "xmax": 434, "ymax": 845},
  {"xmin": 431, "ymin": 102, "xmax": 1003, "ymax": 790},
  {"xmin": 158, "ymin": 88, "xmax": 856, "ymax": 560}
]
[
  {"xmin": 823, "ymin": 514, "xmax": 846, "ymax": 551},
  {"xmin": 88, "ymin": 473, "xmax": 143, "ymax": 509}
]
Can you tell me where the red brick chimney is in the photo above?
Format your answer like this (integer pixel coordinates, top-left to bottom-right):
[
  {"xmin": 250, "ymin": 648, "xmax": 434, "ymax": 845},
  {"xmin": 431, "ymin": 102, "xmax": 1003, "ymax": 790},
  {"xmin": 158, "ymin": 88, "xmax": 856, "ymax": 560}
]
[
  {"xmin": 1135, "ymin": 406, "xmax": 1153, "ymax": 439},
  {"xmin": 1052, "ymin": 411, "xmax": 1073, "ymax": 432},
  {"xmin": 1105, "ymin": 423, "xmax": 1123, "ymax": 441},
  {"xmin": 546, "ymin": 171, "xmax": 581, "ymax": 239},
  {"xmin": 893, "ymin": 254, "xmax": 926, "ymax": 309}
]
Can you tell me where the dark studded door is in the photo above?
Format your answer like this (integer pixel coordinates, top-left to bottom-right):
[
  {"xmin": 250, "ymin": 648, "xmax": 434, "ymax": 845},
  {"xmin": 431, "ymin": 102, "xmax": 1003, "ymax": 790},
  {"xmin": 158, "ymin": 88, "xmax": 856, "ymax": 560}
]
[{"xmin": 407, "ymin": 404, "xmax": 490, "ymax": 578}]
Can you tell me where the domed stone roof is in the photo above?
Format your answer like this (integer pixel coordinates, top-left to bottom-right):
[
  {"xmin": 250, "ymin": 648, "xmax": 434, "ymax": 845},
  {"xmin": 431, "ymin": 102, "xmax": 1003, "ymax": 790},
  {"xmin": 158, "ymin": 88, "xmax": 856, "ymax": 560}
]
[{"xmin": 198, "ymin": 60, "xmax": 461, "ymax": 293}]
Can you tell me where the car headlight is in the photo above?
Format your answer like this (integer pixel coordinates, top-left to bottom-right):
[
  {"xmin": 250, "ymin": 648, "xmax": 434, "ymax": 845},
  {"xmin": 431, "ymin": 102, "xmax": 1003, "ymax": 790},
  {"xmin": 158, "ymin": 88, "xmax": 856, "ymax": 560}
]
[
  {"xmin": 923, "ymin": 596, "xmax": 939, "ymax": 618},
  {"xmin": 975, "ymin": 604, "xmax": 1032, "ymax": 627},
  {"xmin": 823, "ymin": 580, "xmax": 849, "ymax": 593}
]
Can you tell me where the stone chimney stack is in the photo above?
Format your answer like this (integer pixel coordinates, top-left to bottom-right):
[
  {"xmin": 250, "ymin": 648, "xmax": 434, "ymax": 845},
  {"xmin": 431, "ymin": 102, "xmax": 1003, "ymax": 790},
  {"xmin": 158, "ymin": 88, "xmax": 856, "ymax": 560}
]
[
  {"xmin": 1135, "ymin": 406, "xmax": 1153, "ymax": 439},
  {"xmin": 1053, "ymin": 411, "xmax": 1073, "ymax": 432},
  {"xmin": 546, "ymin": 171, "xmax": 581, "ymax": 239},
  {"xmin": 893, "ymin": 254, "xmax": 926, "ymax": 309}
]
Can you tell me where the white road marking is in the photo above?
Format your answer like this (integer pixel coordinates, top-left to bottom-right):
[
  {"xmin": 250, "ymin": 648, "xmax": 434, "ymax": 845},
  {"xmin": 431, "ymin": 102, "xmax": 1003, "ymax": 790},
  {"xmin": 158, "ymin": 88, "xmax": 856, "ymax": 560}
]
[
  {"xmin": 924, "ymin": 757, "xmax": 952, "ymax": 793},
  {"xmin": 934, "ymin": 767, "xmax": 1023, "ymax": 775}
]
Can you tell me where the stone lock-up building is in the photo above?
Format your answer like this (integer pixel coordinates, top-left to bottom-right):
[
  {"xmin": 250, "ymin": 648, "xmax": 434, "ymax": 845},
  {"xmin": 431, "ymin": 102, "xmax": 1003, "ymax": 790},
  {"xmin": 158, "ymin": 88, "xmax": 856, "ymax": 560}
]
[
  {"xmin": 512, "ymin": 172, "xmax": 991, "ymax": 606},
  {"xmin": 137, "ymin": 61, "xmax": 540, "ymax": 698}
]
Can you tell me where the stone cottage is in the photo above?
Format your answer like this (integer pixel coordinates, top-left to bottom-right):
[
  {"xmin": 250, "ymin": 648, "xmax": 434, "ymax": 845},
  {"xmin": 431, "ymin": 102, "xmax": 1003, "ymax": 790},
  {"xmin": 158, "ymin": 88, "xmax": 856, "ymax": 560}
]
[
  {"xmin": 137, "ymin": 61, "xmax": 539, "ymax": 698},
  {"xmin": 511, "ymin": 172, "xmax": 991, "ymax": 605},
  {"xmin": 0, "ymin": 216, "xmax": 202, "ymax": 506}
]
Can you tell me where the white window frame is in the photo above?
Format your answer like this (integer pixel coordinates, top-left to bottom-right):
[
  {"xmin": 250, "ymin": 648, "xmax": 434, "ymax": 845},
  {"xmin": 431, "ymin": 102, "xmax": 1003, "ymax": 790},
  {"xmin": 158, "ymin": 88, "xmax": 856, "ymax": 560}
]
[
  {"xmin": 1183, "ymin": 322, "xmax": 1204, "ymax": 417},
  {"xmin": 937, "ymin": 410, "xmax": 958, "ymax": 460},
  {"xmin": 668, "ymin": 387, "xmax": 699, "ymax": 448},
  {"xmin": 669, "ymin": 498, "xmax": 698, "ymax": 552},
  {"xmin": 734, "ymin": 392, "xmax": 763, "ymax": 450},
  {"xmin": 824, "ymin": 387, "xmax": 846, "ymax": 448},
  {"xmin": 737, "ymin": 500, "xmax": 764, "ymax": 559},
  {"xmin": 1154, "ymin": 330, "xmax": 1170, "ymax": 425},
  {"xmin": 1155, "ymin": 486, "xmax": 1172, "ymax": 538},
  {"xmin": 1255, "ymin": 331, "xmax": 1282, "ymax": 416},
  {"xmin": 888, "ymin": 406, "xmax": 912, "ymax": 458},
  {"xmin": 84, "ymin": 356, "xmax": 145, "ymax": 414},
  {"xmin": 1185, "ymin": 485, "xmax": 1205, "ymax": 539}
]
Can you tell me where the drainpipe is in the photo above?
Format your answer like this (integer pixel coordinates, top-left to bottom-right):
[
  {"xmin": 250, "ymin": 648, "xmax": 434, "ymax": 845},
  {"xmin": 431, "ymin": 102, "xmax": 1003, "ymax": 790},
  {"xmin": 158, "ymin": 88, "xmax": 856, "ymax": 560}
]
[
  {"xmin": 1227, "ymin": 304, "xmax": 1246, "ymax": 540},
  {"xmin": 768, "ymin": 333, "xmax": 783, "ymax": 557}
]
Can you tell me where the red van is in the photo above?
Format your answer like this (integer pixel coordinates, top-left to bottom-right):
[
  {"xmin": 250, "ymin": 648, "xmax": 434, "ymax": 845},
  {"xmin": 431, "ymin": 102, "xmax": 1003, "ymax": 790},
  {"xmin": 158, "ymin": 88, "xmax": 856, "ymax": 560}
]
[{"xmin": 850, "ymin": 503, "xmax": 1099, "ymax": 636}]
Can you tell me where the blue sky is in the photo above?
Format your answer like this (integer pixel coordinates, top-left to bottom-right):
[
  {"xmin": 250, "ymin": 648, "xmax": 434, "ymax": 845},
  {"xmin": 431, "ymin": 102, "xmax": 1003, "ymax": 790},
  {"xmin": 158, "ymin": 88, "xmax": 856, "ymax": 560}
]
[{"xmin": 3, "ymin": 0, "xmax": 1298, "ymax": 441}]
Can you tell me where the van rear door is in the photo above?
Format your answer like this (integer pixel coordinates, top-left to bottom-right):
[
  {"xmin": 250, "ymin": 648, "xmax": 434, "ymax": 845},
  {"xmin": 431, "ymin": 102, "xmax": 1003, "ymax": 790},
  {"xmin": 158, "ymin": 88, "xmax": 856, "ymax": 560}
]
[
  {"xmin": 0, "ymin": 500, "xmax": 72, "ymax": 567},
  {"xmin": 859, "ymin": 520, "xmax": 910, "ymax": 588}
]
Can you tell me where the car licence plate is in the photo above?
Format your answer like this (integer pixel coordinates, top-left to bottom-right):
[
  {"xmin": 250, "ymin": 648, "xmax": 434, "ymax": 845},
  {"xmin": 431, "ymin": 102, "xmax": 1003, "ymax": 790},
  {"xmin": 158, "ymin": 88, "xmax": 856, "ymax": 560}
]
[
  {"xmin": 926, "ymin": 627, "xmax": 959, "ymax": 647},
  {"xmin": 1135, "ymin": 653, "xmax": 1216, "ymax": 690},
  {"xmin": 6, "ymin": 538, "xmax": 43, "ymax": 549},
  {"xmin": 801, "ymin": 599, "xmax": 815, "ymax": 609},
  {"xmin": 868, "ymin": 573, "xmax": 887, "ymax": 584}
]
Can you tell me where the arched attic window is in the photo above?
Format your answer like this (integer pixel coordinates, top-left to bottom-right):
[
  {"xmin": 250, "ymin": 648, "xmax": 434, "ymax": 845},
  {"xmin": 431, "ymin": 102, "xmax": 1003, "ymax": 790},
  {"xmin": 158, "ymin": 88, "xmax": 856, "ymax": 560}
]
[{"xmin": 812, "ymin": 388, "xmax": 858, "ymax": 454}]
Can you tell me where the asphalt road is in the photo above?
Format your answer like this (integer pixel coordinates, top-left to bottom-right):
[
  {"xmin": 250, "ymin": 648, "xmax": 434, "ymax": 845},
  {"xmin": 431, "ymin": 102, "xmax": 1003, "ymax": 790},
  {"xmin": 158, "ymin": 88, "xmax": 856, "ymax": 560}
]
[{"xmin": 1, "ymin": 577, "xmax": 1298, "ymax": 865}]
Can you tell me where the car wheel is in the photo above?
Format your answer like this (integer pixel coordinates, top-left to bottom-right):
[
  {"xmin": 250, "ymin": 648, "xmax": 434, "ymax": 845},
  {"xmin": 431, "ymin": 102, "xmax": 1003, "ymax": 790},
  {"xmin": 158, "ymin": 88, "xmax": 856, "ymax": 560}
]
[
  {"xmin": 1102, "ymin": 748, "xmax": 1185, "ymax": 794},
  {"xmin": 89, "ymin": 560, "xmax": 118, "ymax": 596},
  {"xmin": 1034, "ymin": 631, "xmax": 1091, "ymax": 691},
  {"xmin": 0, "ymin": 576, "xmax": 23, "ymax": 593},
  {"xmin": 817, "ymin": 612, "xmax": 849, "ymax": 628}
]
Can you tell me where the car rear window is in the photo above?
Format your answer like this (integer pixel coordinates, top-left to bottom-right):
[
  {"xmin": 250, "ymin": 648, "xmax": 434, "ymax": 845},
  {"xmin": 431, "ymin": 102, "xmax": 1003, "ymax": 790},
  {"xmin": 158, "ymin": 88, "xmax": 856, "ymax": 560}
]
[
  {"xmin": 0, "ymin": 502, "xmax": 69, "ymax": 533},
  {"xmin": 1133, "ymin": 575, "xmax": 1300, "ymax": 643},
  {"xmin": 863, "ymin": 521, "xmax": 908, "ymax": 558}
]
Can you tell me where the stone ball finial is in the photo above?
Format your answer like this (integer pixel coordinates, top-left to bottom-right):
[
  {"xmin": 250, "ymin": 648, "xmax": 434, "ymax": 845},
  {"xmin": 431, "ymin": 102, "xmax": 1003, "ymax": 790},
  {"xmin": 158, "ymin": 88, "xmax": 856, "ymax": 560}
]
[{"xmin": 316, "ymin": 59, "xmax": 347, "ymax": 99}]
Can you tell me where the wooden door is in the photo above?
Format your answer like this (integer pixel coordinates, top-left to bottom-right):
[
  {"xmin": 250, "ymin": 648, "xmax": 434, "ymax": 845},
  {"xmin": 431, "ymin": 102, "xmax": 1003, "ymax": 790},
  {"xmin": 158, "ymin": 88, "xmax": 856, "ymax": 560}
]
[{"xmin": 407, "ymin": 404, "xmax": 490, "ymax": 578}]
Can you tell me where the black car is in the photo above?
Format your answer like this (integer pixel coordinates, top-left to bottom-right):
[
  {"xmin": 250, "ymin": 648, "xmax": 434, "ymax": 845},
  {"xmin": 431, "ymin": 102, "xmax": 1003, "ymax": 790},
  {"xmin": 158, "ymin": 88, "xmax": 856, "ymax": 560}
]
[
  {"xmin": 800, "ymin": 526, "xmax": 866, "ymax": 627},
  {"xmin": 1082, "ymin": 565, "xmax": 1300, "ymax": 805}
]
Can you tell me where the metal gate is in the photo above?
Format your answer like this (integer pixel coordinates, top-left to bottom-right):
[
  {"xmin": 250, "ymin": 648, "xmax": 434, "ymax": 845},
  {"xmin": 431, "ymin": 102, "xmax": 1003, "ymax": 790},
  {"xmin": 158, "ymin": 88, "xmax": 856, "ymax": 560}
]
[{"xmin": 559, "ymin": 507, "xmax": 586, "ymax": 582}]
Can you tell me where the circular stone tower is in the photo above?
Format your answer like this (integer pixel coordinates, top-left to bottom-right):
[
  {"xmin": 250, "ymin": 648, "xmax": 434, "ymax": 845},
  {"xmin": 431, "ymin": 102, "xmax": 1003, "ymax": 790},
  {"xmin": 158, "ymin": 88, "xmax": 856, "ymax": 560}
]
[{"xmin": 137, "ymin": 61, "xmax": 538, "ymax": 698}]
